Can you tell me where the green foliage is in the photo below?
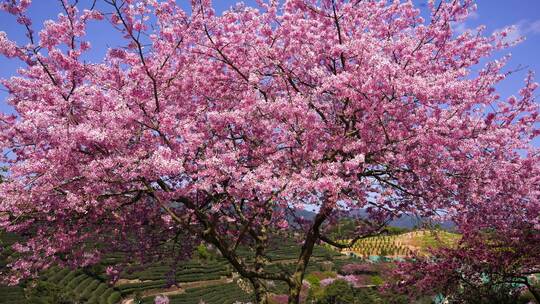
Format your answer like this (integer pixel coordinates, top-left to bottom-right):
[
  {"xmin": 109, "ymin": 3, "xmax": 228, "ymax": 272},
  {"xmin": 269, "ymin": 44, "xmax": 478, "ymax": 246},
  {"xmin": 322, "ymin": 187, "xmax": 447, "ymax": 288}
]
[
  {"xmin": 48, "ymin": 268, "xmax": 71, "ymax": 283},
  {"xmin": 80, "ymin": 280, "xmax": 100, "ymax": 300},
  {"xmin": 196, "ymin": 243, "xmax": 211, "ymax": 261},
  {"xmin": 312, "ymin": 280, "xmax": 356, "ymax": 303},
  {"xmin": 84, "ymin": 263, "xmax": 107, "ymax": 281},
  {"xmin": 107, "ymin": 292, "xmax": 122, "ymax": 304},
  {"xmin": 73, "ymin": 277, "xmax": 94, "ymax": 295},
  {"xmin": 308, "ymin": 282, "xmax": 414, "ymax": 304},
  {"xmin": 66, "ymin": 274, "xmax": 87, "ymax": 290},
  {"xmin": 98, "ymin": 288, "xmax": 114, "ymax": 304},
  {"xmin": 447, "ymin": 282, "xmax": 532, "ymax": 304},
  {"xmin": 87, "ymin": 283, "xmax": 107, "ymax": 303},
  {"xmin": 117, "ymin": 260, "xmax": 232, "ymax": 292},
  {"xmin": 305, "ymin": 273, "xmax": 321, "ymax": 287},
  {"xmin": 133, "ymin": 291, "xmax": 144, "ymax": 304},
  {"xmin": 385, "ymin": 226, "xmax": 411, "ymax": 235},
  {"xmin": 323, "ymin": 251, "xmax": 334, "ymax": 261},
  {"xmin": 116, "ymin": 280, "xmax": 167, "ymax": 295},
  {"xmin": 370, "ymin": 275, "xmax": 384, "ymax": 286},
  {"xmin": 140, "ymin": 282, "xmax": 253, "ymax": 304},
  {"xmin": 1, "ymin": 231, "xmax": 399, "ymax": 304},
  {"xmin": 25, "ymin": 281, "xmax": 78, "ymax": 304},
  {"xmin": 0, "ymin": 286, "xmax": 26, "ymax": 304}
]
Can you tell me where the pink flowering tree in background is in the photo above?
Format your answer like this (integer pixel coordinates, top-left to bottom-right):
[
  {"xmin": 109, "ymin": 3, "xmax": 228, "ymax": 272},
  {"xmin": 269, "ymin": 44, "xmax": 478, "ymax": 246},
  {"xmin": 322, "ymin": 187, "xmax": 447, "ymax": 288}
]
[
  {"xmin": 391, "ymin": 174, "xmax": 540, "ymax": 302},
  {"xmin": 0, "ymin": 0, "xmax": 539, "ymax": 303}
]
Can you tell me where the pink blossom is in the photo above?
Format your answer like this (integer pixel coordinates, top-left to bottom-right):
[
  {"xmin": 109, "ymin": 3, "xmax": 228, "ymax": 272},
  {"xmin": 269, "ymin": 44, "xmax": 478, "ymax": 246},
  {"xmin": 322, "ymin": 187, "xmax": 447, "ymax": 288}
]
[
  {"xmin": 106, "ymin": 266, "xmax": 120, "ymax": 283},
  {"xmin": 0, "ymin": 31, "xmax": 20, "ymax": 58},
  {"xmin": 320, "ymin": 278, "xmax": 336, "ymax": 287},
  {"xmin": 154, "ymin": 295, "xmax": 169, "ymax": 304},
  {"xmin": 270, "ymin": 294, "xmax": 288, "ymax": 304},
  {"xmin": 0, "ymin": 3, "xmax": 537, "ymax": 304}
]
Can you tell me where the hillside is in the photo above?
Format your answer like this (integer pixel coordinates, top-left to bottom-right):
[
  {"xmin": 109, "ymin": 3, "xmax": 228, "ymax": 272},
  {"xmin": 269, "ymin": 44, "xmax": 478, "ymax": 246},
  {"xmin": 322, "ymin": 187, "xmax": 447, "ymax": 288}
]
[
  {"xmin": 0, "ymin": 229, "xmax": 468, "ymax": 304},
  {"xmin": 337, "ymin": 230, "xmax": 460, "ymax": 258},
  {"xmin": 0, "ymin": 232, "xmax": 349, "ymax": 304}
]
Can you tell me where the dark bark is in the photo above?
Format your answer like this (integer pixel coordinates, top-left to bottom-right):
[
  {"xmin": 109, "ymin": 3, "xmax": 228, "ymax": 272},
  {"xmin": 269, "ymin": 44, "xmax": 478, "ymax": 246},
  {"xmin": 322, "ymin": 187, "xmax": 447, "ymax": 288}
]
[
  {"xmin": 525, "ymin": 280, "xmax": 540, "ymax": 303},
  {"xmin": 288, "ymin": 211, "xmax": 328, "ymax": 304},
  {"xmin": 249, "ymin": 277, "xmax": 269, "ymax": 304},
  {"xmin": 176, "ymin": 196, "xmax": 284, "ymax": 303}
]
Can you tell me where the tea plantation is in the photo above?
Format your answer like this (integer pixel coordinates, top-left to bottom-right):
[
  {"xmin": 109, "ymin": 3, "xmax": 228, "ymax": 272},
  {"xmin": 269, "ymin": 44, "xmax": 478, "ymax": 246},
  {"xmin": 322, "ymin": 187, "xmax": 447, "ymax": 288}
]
[
  {"xmin": 340, "ymin": 230, "xmax": 460, "ymax": 257},
  {"xmin": 140, "ymin": 283, "xmax": 253, "ymax": 304},
  {"xmin": 1, "ymin": 229, "xmax": 459, "ymax": 303},
  {"xmin": 0, "ymin": 232, "xmax": 25, "ymax": 303},
  {"xmin": 0, "ymin": 231, "xmax": 350, "ymax": 303}
]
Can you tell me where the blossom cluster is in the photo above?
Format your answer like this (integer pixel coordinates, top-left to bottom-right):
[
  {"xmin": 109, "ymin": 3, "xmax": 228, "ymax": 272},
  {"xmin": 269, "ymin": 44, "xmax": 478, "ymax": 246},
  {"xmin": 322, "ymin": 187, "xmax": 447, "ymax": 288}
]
[
  {"xmin": 154, "ymin": 295, "xmax": 169, "ymax": 304},
  {"xmin": 0, "ymin": 0, "xmax": 537, "ymax": 293}
]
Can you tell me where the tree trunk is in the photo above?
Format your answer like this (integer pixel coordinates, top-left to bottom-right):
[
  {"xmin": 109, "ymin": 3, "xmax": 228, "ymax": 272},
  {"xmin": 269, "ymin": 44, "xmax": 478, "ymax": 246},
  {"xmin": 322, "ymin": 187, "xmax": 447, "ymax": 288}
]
[
  {"xmin": 288, "ymin": 211, "xmax": 328, "ymax": 304},
  {"xmin": 249, "ymin": 277, "xmax": 269, "ymax": 304},
  {"xmin": 202, "ymin": 232, "xmax": 268, "ymax": 304},
  {"xmin": 287, "ymin": 276, "xmax": 303, "ymax": 304},
  {"xmin": 527, "ymin": 283, "xmax": 540, "ymax": 303},
  {"xmin": 184, "ymin": 198, "xmax": 272, "ymax": 304}
]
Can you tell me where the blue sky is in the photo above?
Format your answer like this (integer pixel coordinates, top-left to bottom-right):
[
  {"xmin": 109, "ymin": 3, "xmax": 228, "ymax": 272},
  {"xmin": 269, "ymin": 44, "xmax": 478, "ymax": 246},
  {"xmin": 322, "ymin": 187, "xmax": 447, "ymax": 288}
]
[{"xmin": 1, "ymin": 0, "xmax": 539, "ymax": 114}]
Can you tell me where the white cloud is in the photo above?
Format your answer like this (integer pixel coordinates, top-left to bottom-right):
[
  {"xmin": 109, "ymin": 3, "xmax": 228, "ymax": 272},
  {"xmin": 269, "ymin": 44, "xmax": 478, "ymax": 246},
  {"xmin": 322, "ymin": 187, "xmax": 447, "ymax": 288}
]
[
  {"xmin": 526, "ymin": 19, "xmax": 540, "ymax": 34},
  {"xmin": 494, "ymin": 19, "xmax": 540, "ymax": 44}
]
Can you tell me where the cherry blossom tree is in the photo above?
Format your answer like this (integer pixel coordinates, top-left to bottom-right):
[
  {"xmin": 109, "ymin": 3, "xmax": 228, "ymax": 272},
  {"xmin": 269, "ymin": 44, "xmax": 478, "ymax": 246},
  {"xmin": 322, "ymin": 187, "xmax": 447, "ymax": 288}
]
[
  {"xmin": 392, "ymin": 165, "xmax": 540, "ymax": 302},
  {"xmin": 0, "ymin": 0, "xmax": 538, "ymax": 303},
  {"xmin": 392, "ymin": 234, "xmax": 540, "ymax": 303}
]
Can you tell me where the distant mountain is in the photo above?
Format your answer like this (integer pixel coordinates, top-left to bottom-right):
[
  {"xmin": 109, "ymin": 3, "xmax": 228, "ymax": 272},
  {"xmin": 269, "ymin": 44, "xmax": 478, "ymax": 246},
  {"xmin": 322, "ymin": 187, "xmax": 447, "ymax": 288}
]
[
  {"xmin": 291, "ymin": 208, "xmax": 455, "ymax": 230},
  {"xmin": 292, "ymin": 209, "xmax": 317, "ymax": 220},
  {"xmin": 388, "ymin": 213, "xmax": 455, "ymax": 230}
]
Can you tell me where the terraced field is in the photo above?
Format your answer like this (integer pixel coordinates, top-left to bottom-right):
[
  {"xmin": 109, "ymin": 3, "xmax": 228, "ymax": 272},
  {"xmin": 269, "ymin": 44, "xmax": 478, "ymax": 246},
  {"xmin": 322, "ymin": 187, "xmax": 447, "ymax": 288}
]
[
  {"xmin": 38, "ymin": 267, "xmax": 121, "ymax": 304},
  {"xmin": 140, "ymin": 283, "xmax": 253, "ymax": 304},
  {"xmin": 0, "ymin": 286, "xmax": 25, "ymax": 304},
  {"xmin": 0, "ymin": 232, "xmax": 26, "ymax": 303},
  {"xmin": 0, "ymin": 231, "xmax": 345, "ymax": 303},
  {"xmin": 1, "ymin": 229, "xmax": 456, "ymax": 303},
  {"xmin": 116, "ymin": 260, "xmax": 234, "ymax": 297},
  {"xmin": 339, "ymin": 230, "xmax": 460, "ymax": 257}
]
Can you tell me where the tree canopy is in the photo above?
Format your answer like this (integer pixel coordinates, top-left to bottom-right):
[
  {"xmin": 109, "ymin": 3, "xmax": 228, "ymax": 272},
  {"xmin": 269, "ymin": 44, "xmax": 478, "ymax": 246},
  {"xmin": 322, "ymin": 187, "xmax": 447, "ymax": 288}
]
[{"xmin": 0, "ymin": 0, "xmax": 538, "ymax": 303}]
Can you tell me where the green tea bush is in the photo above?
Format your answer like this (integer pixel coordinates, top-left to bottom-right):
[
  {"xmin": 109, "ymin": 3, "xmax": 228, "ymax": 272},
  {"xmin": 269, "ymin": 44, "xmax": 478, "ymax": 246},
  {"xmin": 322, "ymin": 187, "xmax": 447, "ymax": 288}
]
[
  {"xmin": 140, "ymin": 283, "xmax": 254, "ymax": 304},
  {"xmin": 66, "ymin": 273, "xmax": 87, "ymax": 289},
  {"xmin": 0, "ymin": 286, "xmax": 26, "ymax": 304},
  {"xmin": 73, "ymin": 277, "xmax": 94, "ymax": 294},
  {"xmin": 48, "ymin": 268, "xmax": 71, "ymax": 283},
  {"xmin": 107, "ymin": 291, "xmax": 122, "ymax": 304},
  {"xmin": 58, "ymin": 270, "xmax": 80, "ymax": 286},
  {"xmin": 80, "ymin": 280, "xmax": 100, "ymax": 299},
  {"xmin": 98, "ymin": 288, "xmax": 114, "ymax": 304},
  {"xmin": 87, "ymin": 283, "xmax": 108, "ymax": 303}
]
